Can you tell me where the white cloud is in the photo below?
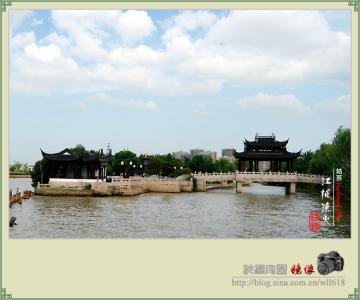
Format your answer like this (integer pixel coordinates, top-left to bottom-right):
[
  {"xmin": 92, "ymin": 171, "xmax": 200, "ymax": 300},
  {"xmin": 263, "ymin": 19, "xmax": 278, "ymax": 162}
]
[
  {"xmin": 182, "ymin": 10, "xmax": 349, "ymax": 85},
  {"xmin": 10, "ymin": 31, "xmax": 35, "ymax": 51},
  {"xmin": 108, "ymin": 45, "xmax": 163, "ymax": 66},
  {"xmin": 238, "ymin": 93, "xmax": 306, "ymax": 112},
  {"xmin": 115, "ymin": 10, "xmax": 156, "ymax": 45},
  {"xmin": 51, "ymin": 10, "xmax": 155, "ymax": 57},
  {"xmin": 162, "ymin": 10, "xmax": 217, "ymax": 41},
  {"xmin": 40, "ymin": 33, "xmax": 71, "ymax": 49},
  {"xmin": 312, "ymin": 94, "xmax": 351, "ymax": 116},
  {"xmin": 115, "ymin": 98, "xmax": 158, "ymax": 111},
  {"xmin": 11, "ymin": 42, "xmax": 84, "ymax": 96},
  {"xmin": 90, "ymin": 92, "xmax": 113, "ymax": 104},
  {"xmin": 10, "ymin": 10, "xmax": 350, "ymax": 98},
  {"xmin": 91, "ymin": 93, "xmax": 158, "ymax": 112},
  {"xmin": 24, "ymin": 43, "xmax": 62, "ymax": 63},
  {"xmin": 206, "ymin": 10, "xmax": 332, "ymax": 50},
  {"xmin": 31, "ymin": 18, "xmax": 43, "ymax": 26},
  {"xmin": 237, "ymin": 93, "xmax": 351, "ymax": 120},
  {"xmin": 52, "ymin": 10, "xmax": 119, "ymax": 33},
  {"xmin": 73, "ymin": 101, "xmax": 88, "ymax": 110},
  {"xmin": 174, "ymin": 10, "xmax": 217, "ymax": 31}
]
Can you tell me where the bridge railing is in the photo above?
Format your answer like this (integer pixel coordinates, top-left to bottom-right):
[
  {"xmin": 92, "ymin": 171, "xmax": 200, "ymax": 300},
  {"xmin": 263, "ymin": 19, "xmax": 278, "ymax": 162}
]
[
  {"xmin": 192, "ymin": 172, "xmax": 233, "ymax": 177},
  {"xmin": 191, "ymin": 171, "xmax": 323, "ymax": 184},
  {"xmin": 192, "ymin": 171, "xmax": 322, "ymax": 177},
  {"xmin": 110, "ymin": 176, "xmax": 180, "ymax": 184}
]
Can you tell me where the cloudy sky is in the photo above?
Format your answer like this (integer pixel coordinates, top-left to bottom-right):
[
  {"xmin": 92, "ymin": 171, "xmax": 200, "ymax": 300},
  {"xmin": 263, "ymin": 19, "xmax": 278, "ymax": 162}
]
[{"xmin": 9, "ymin": 9, "xmax": 351, "ymax": 164}]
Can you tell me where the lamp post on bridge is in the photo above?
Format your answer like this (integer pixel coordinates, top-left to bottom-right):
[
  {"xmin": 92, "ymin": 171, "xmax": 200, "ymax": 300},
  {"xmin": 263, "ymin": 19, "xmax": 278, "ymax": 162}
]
[
  {"xmin": 131, "ymin": 163, "xmax": 143, "ymax": 176},
  {"xmin": 136, "ymin": 153, "xmax": 149, "ymax": 177},
  {"xmin": 120, "ymin": 160, "xmax": 135, "ymax": 178}
]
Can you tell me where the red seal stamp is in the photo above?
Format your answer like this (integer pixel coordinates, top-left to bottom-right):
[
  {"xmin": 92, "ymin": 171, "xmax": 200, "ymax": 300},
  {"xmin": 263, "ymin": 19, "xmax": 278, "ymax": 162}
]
[
  {"xmin": 309, "ymin": 211, "xmax": 321, "ymax": 232},
  {"xmin": 290, "ymin": 263, "xmax": 302, "ymax": 275},
  {"xmin": 304, "ymin": 264, "xmax": 315, "ymax": 275}
]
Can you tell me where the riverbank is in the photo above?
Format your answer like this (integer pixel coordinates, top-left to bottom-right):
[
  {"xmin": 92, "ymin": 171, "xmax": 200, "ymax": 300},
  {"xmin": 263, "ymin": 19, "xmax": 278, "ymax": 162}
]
[
  {"xmin": 35, "ymin": 177, "xmax": 194, "ymax": 197},
  {"xmin": 34, "ymin": 186, "xmax": 148, "ymax": 197},
  {"xmin": 35, "ymin": 187, "xmax": 94, "ymax": 197}
]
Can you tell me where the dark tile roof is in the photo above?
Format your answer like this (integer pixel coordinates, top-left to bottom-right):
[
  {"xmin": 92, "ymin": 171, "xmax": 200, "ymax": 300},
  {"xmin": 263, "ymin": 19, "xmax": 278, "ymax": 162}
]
[
  {"xmin": 244, "ymin": 137, "xmax": 289, "ymax": 148},
  {"xmin": 233, "ymin": 150, "xmax": 301, "ymax": 160},
  {"xmin": 41, "ymin": 148, "xmax": 111, "ymax": 163}
]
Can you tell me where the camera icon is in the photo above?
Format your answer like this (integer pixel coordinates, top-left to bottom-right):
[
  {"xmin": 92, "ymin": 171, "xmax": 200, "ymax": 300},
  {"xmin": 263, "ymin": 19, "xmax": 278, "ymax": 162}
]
[{"xmin": 317, "ymin": 251, "xmax": 344, "ymax": 275}]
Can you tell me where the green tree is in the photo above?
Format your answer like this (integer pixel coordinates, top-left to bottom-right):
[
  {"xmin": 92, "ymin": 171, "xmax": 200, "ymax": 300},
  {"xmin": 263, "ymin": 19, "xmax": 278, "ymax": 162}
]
[
  {"xmin": 148, "ymin": 156, "xmax": 164, "ymax": 175},
  {"xmin": 160, "ymin": 154, "xmax": 184, "ymax": 177},
  {"xmin": 9, "ymin": 161, "xmax": 32, "ymax": 175},
  {"xmin": 106, "ymin": 164, "xmax": 114, "ymax": 176},
  {"xmin": 112, "ymin": 150, "xmax": 138, "ymax": 175},
  {"xmin": 214, "ymin": 158, "xmax": 237, "ymax": 173},
  {"xmin": 332, "ymin": 126, "xmax": 351, "ymax": 198},
  {"xmin": 72, "ymin": 144, "xmax": 86, "ymax": 153},
  {"xmin": 293, "ymin": 150, "xmax": 313, "ymax": 173},
  {"xmin": 31, "ymin": 158, "xmax": 49, "ymax": 188},
  {"xmin": 309, "ymin": 143, "xmax": 335, "ymax": 175},
  {"xmin": 188, "ymin": 155, "xmax": 215, "ymax": 173},
  {"xmin": 307, "ymin": 126, "xmax": 351, "ymax": 199},
  {"xmin": 332, "ymin": 126, "xmax": 351, "ymax": 173}
]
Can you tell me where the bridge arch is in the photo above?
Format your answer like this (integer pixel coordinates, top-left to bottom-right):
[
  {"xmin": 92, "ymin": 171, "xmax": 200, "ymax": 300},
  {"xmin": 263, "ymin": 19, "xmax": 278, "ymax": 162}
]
[{"xmin": 192, "ymin": 171, "xmax": 323, "ymax": 195}]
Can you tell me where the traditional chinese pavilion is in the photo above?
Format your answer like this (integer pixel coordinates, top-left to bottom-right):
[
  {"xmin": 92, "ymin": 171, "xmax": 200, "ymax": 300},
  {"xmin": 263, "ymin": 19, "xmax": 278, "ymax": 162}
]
[
  {"xmin": 233, "ymin": 134, "xmax": 301, "ymax": 172},
  {"xmin": 41, "ymin": 148, "xmax": 112, "ymax": 179}
]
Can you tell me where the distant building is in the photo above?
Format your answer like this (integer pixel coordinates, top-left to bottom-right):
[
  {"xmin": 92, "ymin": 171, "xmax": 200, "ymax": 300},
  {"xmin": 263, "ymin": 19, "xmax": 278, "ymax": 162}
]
[
  {"xmin": 211, "ymin": 151, "xmax": 217, "ymax": 161},
  {"xmin": 190, "ymin": 150, "xmax": 217, "ymax": 160},
  {"xmin": 222, "ymin": 149, "xmax": 234, "ymax": 157},
  {"xmin": 174, "ymin": 149, "xmax": 217, "ymax": 160},
  {"xmin": 190, "ymin": 149, "xmax": 204, "ymax": 157},
  {"xmin": 201, "ymin": 151, "xmax": 217, "ymax": 161},
  {"xmin": 173, "ymin": 151, "xmax": 190, "ymax": 160},
  {"xmin": 222, "ymin": 149, "xmax": 235, "ymax": 162}
]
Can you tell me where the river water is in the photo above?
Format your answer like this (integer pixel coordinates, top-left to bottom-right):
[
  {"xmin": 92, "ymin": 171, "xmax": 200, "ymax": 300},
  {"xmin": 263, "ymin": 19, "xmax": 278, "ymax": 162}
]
[{"xmin": 8, "ymin": 178, "xmax": 350, "ymax": 239}]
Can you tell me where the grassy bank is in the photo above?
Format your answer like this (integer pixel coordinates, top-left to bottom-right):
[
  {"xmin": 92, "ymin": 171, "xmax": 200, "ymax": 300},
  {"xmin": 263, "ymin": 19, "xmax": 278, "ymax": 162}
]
[
  {"xmin": 35, "ymin": 187, "xmax": 94, "ymax": 197},
  {"xmin": 10, "ymin": 174, "xmax": 31, "ymax": 178}
]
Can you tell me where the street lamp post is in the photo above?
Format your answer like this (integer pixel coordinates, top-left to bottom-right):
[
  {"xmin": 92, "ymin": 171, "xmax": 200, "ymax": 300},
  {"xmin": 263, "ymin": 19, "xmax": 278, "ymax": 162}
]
[
  {"xmin": 142, "ymin": 154, "xmax": 149, "ymax": 176},
  {"xmin": 120, "ymin": 160, "xmax": 125, "ymax": 177},
  {"xmin": 120, "ymin": 160, "xmax": 135, "ymax": 178}
]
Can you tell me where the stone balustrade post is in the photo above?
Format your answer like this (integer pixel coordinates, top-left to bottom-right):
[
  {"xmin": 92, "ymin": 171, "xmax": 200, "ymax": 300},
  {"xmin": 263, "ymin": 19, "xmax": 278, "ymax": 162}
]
[{"xmin": 236, "ymin": 181, "xmax": 242, "ymax": 193}]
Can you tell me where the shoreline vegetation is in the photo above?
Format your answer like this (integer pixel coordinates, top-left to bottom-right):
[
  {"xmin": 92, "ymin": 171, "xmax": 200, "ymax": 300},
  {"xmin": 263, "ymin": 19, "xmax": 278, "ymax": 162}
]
[
  {"xmin": 9, "ymin": 162, "xmax": 32, "ymax": 176},
  {"xmin": 10, "ymin": 174, "xmax": 31, "ymax": 178}
]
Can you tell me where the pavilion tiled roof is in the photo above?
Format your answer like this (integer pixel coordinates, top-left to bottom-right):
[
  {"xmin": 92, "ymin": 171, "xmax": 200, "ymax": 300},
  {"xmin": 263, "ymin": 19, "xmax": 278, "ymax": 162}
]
[
  {"xmin": 233, "ymin": 149, "xmax": 301, "ymax": 160},
  {"xmin": 244, "ymin": 136, "xmax": 289, "ymax": 148},
  {"xmin": 41, "ymin": 148, "xmax": 109, "ymax": 163},
  {"xmin": 233, "ymin": 134, "xmax": 301, "ymax": 160}
]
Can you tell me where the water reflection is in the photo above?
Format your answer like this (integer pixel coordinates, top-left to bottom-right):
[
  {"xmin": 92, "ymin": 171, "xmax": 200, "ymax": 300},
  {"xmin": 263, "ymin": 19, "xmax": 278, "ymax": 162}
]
[{"xmin": 9, "ymin": 179, "xmax": 350, "ymax": 239}]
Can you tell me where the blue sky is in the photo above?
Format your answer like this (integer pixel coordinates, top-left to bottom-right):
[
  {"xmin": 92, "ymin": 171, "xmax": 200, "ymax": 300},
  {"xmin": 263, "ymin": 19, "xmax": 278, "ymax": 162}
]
[{"xmin": 9, "ymin": 9, "xmax": 351, "ymax": 164}]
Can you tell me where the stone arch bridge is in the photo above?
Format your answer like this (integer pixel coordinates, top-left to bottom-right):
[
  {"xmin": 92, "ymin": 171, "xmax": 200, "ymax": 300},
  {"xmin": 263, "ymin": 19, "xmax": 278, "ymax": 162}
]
[{"xmin": 192, "ymin": 171, "xmax": 323, "ymax": 194}]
